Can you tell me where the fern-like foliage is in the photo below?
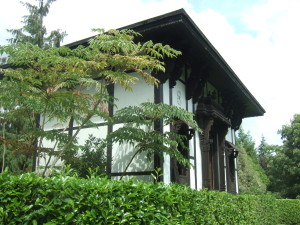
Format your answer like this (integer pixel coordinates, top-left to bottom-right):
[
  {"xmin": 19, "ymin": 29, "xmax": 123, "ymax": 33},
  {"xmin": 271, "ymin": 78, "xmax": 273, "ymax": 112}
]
[
  {"xmin": 86, "ymin": 29, "xmax": 181, "ymax": 89},
  {"xmin": 108, "ymin": 102, "xmax": 200, "ymax": 178},
  {"xmin": 0, "ymin": 29, "xmax": 181, "ymax": 174}
]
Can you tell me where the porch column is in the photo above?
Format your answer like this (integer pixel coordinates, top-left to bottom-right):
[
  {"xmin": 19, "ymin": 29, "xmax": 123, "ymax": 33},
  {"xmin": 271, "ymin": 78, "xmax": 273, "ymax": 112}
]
[{"xmin": 199, "ymin": 117, "xmax": 214, "ymax": 189}]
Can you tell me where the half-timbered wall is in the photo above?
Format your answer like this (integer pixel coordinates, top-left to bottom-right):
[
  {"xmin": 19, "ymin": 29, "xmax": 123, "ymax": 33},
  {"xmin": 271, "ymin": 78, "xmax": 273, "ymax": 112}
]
[
  {"xmin": 38, "ymin": 73, "xmax": 156, "ymax": 180},
  {"xmin": 37, "ymin": 69, "xmax": 237, "ymax": 192},
  {"xmin": 162, "ymin": 80, "xmax": 171, "ymax": 184},
  {"xmin": 111, "ymin": 73, "xmax": 155, "ymax": 181},
  {"xmin": 163, "ymin": 71, "xmax": 198, "ymax": 190},
  {"xmin": 38, "ymin": 84, "xmax": 109, "ymax": 169},
  {"xmin": 194, "ymin": 123, "xmax": 203, "ymax": 190}
]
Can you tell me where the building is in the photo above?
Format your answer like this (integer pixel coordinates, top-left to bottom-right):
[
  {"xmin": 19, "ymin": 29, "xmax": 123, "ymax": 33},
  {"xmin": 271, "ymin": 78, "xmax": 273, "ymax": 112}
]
[{"xmin": 31, "ymin": 9, "xmax": 265, "ymax": 193}]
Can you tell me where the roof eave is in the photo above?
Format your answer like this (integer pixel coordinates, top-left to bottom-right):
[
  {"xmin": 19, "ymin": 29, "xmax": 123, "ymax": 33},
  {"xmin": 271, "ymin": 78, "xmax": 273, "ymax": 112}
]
[
  {"xmin": 121, "ymin": 9, "xmax": 265, "ymax": 117},
  {"xmin": 63, "ymin": 9, "xmax": 266, "ymax": 117}
]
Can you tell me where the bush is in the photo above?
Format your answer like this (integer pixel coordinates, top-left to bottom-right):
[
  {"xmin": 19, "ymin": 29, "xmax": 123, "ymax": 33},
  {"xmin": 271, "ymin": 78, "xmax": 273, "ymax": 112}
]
[
  {"xmin": 63, "ymin": 135, "xmax": 107, "ymax": 178},
  {"xmin": 0, "ymin": 171, "xmax": 294, "ymax": 224},
  {"xmin": 277, "ymin": 199, "xmax": 300, "ymax": 225}
]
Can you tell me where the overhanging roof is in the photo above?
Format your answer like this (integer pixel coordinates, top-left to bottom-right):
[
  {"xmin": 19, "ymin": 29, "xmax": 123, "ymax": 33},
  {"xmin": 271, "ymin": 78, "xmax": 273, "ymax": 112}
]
[{"xmin": 66, "ymin": 9, "xmax": 266, "ymax": 118}]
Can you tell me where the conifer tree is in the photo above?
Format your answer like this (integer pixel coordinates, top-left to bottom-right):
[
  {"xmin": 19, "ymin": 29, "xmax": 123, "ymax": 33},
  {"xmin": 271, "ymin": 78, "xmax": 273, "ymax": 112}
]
[
  {"xmin": 1, "ymin": 0, "xmax": 66, "ymax": 173},
  {"xmin": 7, "ymin": 0, "xmax": 66, "ymax": 48}
]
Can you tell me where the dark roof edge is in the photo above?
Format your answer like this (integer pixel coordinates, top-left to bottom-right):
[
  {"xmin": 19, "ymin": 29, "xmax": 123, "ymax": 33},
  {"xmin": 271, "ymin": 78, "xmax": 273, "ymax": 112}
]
[
  {"xmin": 65, "ymin": 35, "xmax": 96, "ymax": 48},
  {"xmin": 65, "ymin": 9, "xmax": 265, "ymax": 115},
  {"xmin": 120, "ymin": 8, "xmax": 187, "ymax": 30},
  {"xmin": 180, "ymin": 9, "xmax": 265, "ymax": 115},
  {"xmin": 65, "ymin": 9, "xmax": 187, "ymax": 48},
  {"xmin": 120, "ymin": 9, "xmax": 265, "ymax": 115}
]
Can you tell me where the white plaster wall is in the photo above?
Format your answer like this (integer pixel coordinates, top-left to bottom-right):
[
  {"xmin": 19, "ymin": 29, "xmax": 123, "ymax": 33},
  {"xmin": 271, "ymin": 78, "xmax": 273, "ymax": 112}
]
[
  {"xmin": 111, "ymin": 123, "xmax": 154, "ymax": 174},
  {"xmin": 189, "ymin": 134, "xmax": 195, "ymax": 157},
  {"xmin": 232, "ymin": 129, "xmax": 236, "ymax": 145},
  {"xmin": 187, "ymin": 100, "xmax": 195, "ymax": 160},
  {"xmin": 187, "ymin": 99, "xmax": 193, "ymax": 113},
  {"xmin": 38, "ymin": 134, "xmax": 65, "ymax": 169},
  {"xmin": 75, "ymin": 126, "xmax": 107, "ymax": 145},
  {"xmin": 225, "ymin": 128, "xmax": 233, "ymax": 143},
  {"xmin": 195, "ymin": 130, "xmax": 203, "ymax": 190},
  {"xmin": 226, "ymin": 128, "xmax": 237, "ymax": 144},
  {"xmin": 74, "ymin": 84, "xmax": 106, "ymax": 126},
  {"xmin": 162, "ymin": 80, "xmax": 171, "ymax": 184},
  {"xmin": 163, "ymin": 124, "xmax": 171, "ymax": 184},
  {"xmin": 235, "ymin": 158, "xmax": 239, "ymax": 194},
  {"xmin": 189, "ymin": 132, "xmax": 196, "ymax": 189},
  {"xmin": 114, "ymin": 73, "xmax": 154, "ymax": 111},
  {"xmin": 188, "ymin": 99, "xmax": 198, "ymax": 189},
  {"xmin": 189, "ymin": 158, "xmax": 196, "ymax": 189},
  {"xmin": 163, "ymin": 80, "xmax": 170, "ymax": 105},
  {"xmin": 43, "ymin": 116, "xmax": 69, "ymax": 131},
  {"xmin": 39, "ymin": 127, "xmax": 107, "ymax": 170},
  {"xmin": 111, "ymin": 74, "xmax": 155, "ymax": 179},
  {"xmin": 43, "ymin": 83, "xmax": 106, "ymax": 130},
  {"xmin": 172, "ymin": 81, "xmax": 186, "ymax": 109}
]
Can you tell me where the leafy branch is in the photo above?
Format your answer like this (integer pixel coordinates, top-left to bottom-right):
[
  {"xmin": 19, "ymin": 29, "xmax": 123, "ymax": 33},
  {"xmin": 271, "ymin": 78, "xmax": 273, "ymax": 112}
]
[
  {"xmin": 0, "ymin": 29, "xmax": 181, "ymax": 175},
  {"xmin": 108, "ymin": 102, "xmax": 200, "ymax": 180}
]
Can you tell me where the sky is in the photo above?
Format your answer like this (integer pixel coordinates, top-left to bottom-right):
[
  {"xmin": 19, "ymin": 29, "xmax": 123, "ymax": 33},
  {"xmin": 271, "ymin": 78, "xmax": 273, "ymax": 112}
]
[{"xmin": 0, "ymin": 0, "xmax": 299, "ymax": 146}]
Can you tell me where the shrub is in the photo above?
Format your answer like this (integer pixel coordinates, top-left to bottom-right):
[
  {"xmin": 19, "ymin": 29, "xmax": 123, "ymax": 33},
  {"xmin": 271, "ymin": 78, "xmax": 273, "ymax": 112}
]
[
  {"xmin": 0, "ymin": 171, "xmax": 289, "ymax": 224},
  {"xmin": 276, "ymin": 199, "xmax": 300, "ymax": 225},
  {"xmin": 63, "ymin": 135, "xmax": 107, "ymax": 178}
]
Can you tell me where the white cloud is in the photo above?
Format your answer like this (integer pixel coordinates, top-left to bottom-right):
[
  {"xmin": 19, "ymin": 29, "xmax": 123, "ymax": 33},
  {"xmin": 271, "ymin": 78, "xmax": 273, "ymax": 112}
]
[
  {"xmin": 187, "ymin": 1, "xmax": 300, "ymax": 146},
  {"xmin": 240, "ymin": 0, "xmax": 300, "ymax": 145},
  {"xmin": 0, "ymin": 0, "xmax": 28, "ymax": 45},
  {"xmin": 44, "ymin": 0, "xmax": 193, "ymax": 44},
  {"xmin": 171, "ymin": 6, "xmax": 295, "ymax": 146}
]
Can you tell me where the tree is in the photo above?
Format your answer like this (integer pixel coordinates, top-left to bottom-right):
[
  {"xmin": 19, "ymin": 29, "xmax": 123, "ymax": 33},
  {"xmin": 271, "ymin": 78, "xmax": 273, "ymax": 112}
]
[
  {"xmin": 0, "ymin": 115, "xmax": 34, "ymax": 173},
  {"xmin": 236, "ymin": 127, "xmax": 257, "ymax": 162},
  {"xmin": 0, "ymin": 0, "xmax": 67, "ymax": 173},
  {"xmin": 0, "ymin": 29, "xmax": 182, "ymax": 175},
  {"xmin": 258, "ymin": 136, "xmax": 267, "ymax": 157},
  {"xmin": 7, "ymin": 0, "xmax": 66, "ymax": 48},
  {"xmin": 267, "ymin": 114, "xmax": 300, "ymax": 198},
  {"xmin": 236, "ymin": 127, "xmax": 269, "ymax": 194},
  {"xmin": 257, "ymin": 135, "xmax": 268, "ymax": 170},
  {"xmin": 281, "ymin": 114, "xmax": 300, "ymax": 150}
]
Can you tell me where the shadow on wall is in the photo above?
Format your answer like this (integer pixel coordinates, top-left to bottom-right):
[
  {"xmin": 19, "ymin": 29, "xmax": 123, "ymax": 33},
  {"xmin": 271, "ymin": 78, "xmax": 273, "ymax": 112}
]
[{"xmin": 112, "ymin": 142, "xmax": 154, "ymax": 179}]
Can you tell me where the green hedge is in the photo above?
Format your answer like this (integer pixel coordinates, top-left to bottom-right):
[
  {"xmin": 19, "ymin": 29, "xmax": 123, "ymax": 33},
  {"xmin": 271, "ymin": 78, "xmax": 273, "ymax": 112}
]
[
  {"xmin": 277, "ymin": 199, "xmax": 300, "ymax": 225},
  {"xmin": 0, "ymin": 172, "xmax": 298, "ymax": 224}
]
